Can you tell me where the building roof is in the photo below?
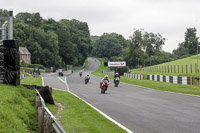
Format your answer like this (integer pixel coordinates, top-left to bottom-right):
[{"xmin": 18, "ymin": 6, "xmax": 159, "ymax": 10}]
[{"xmin": 19, "ymin": 47, "xmax": 31, "ymax": 55}]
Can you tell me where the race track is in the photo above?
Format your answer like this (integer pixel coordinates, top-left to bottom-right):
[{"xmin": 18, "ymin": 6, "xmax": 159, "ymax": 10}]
[{"xmin": 42, "ymin": 58, "xmax": 200, "ymax": 133}]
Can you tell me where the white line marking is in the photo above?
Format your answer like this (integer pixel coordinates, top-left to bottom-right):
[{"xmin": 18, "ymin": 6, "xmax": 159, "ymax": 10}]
[
  {"xmin": 43, "ymin": 68, "xmax": 134, "ymax": 132},
  {"xmin": 64, "ymin": 76, "xmax": 134, "ymax": 133},
  {"xmin": 57, "ymin": 76, "xmax": 69, "ymax": 92}
]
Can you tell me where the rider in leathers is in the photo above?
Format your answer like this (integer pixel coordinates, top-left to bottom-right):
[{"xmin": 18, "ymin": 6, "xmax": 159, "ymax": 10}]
[
  {"xmin": 100, "ymin": 75, "xmax": 109, "ymax": 88},
  {"xmin": 114, "ymin": 72, "xmax": 120, "ymax": 83}
]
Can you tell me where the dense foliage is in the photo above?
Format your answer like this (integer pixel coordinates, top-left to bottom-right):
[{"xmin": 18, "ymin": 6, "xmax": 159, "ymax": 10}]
[
  {"xmin": 91, "ymin": 33, "xmax": 126, "ymax": 59},
  {"xmin": 173, "ymin": 28, "xmax": 200, "ymax": 59},
  {"xmin": 1, "ymin": 9, "xmax": 199, "ymax": 69},
  {"xmin": 7, "ymin": 10, "xmax": 91, "ymax": 68},
  {"xmin": 92, "ymin": 30, "xmax": 169, "ymax": 67}
]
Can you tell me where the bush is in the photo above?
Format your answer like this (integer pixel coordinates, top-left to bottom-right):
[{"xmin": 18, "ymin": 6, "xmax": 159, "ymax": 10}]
[{"xmin": 21, "ymin": 64, "xmax": 45, "ymax": 69}]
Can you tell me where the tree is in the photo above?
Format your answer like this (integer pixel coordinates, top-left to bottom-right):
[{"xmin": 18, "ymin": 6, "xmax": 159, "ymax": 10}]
[
  {"xmin": 31, "ymin": 13, "xmax": 42, "ymax": 27},
  {"xmin": 123, "ymin": 29, "xmax": 166, "ymax": 67},
  {"xmin": 143, "ymin": 32, "xmax": 165, "ymax": 57},
  {"xmin": 93, "ymin": 33, "xmax": 126, "ymax": 59},
  {"xmin": 184, "ymin": 28, "xmax": 199, "ymax": 55},
  {"xmin": 123, "ymin": 30, "xmax": 147, "ymax": 67},
  {"xmin": 173, "ymin": 42, "xmax": 190, "ymax": 58},
  {"xmin": 173, "ymin": 28, "xmax": 199, "ymax": 59},
  {"xmin": 69, "ymin": 19, "xmax": 92, "ymax": 65}
]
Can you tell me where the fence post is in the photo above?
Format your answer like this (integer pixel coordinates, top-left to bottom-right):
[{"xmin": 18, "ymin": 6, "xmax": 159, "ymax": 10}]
[
  {"xmin": 182, "ymin": 64, "xmax": 183, "ymax": 73},
  {"xmin": 174, "ymin": 65, "xmax": 176, "ymax": 73},
  {"xmin": 171, "ymin": 65, "xmax": 172, "ymax": 73},
  {"xmin": 168, "ymin": 65, "xmax": 169, "ymax": 73},
  {"xmin": 178, "ymin": 65, "xmax": 179, "ymax": 73},
  {"xmin": 38, "ymin": 107, "xmax": 44, "ymax": 133},
  {"xmin": 186, "ymin": 64, "xmax": 187, "ymax": 73},
  {"xmin": 44, "ymin": 111, "xmax": 53, "ymax": 133},
  {"xmin": 195, "ymin": 64, "xmax": 197, "ymax": 73}
]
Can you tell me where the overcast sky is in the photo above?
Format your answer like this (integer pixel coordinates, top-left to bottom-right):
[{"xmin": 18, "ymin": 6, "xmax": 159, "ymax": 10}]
[{"xmin": 2, "ymin": 0, "xmax": 200, "ymax": 53}]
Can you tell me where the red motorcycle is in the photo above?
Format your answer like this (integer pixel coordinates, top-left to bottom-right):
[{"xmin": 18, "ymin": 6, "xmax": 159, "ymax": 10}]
[{"xmin": 101, "ymin": 80, "xmax": 109, "ymax": 93}]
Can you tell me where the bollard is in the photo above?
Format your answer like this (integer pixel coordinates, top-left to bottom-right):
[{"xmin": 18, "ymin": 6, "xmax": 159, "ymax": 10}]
[{"xmin": 38, "ymin": 107, "xmax": 44, "ymax": 133}]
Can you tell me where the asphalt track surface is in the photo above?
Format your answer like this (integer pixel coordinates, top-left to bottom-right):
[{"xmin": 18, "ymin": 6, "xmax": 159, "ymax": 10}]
[{"xmin": 42, "ymin": 58, "xmax": 200, "ymax": 133}]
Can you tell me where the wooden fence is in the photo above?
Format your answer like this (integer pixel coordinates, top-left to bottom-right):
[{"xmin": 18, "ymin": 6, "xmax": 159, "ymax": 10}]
[{"xmin": 141, "ymin": 64, "xmax": 200, "ymax": 73}]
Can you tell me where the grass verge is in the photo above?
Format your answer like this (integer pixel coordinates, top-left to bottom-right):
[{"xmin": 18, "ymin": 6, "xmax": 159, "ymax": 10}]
[
  {"xmin": 20, "ymin": 73, "xmax": 42, "ymax": 86},
  {"xmin": 73, "ymin": 58, "xmax": 89, "ymax": 73},
  {"xmin": 92, "ymin": 58, "xmax": 200, "ymax": 96},
  {"xmin": 51, "ymin": 89, "xmax": 127, "ymax": 133},
  {"xmin": 0, "ymin": 84, "xmax": 38, "ymax": 132}
]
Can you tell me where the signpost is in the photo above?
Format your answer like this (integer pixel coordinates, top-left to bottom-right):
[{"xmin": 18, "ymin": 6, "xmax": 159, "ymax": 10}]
[
  {"xmin": 107, "ymin": 61, "xmax": 127, "ymax": 75},
  {"xmin": 108, "ymin": 61, "xmax": 126, "ymax": 67}
]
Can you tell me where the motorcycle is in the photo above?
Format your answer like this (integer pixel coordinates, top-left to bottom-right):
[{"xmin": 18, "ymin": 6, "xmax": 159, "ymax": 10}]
[
  {"xmin": 101, "ymin": 80, "xmax": 109, "ymax": 93},
  {"xmin": 114, "ymin": 77, "xmax": 120, "ymax": 87},
  {"xmin": 85, "ymin": 77, "xmax": 90, "ymax": 84},
  {"xmin": 79, "ymin": 72, "xmax": 82, "ymax": 77}
]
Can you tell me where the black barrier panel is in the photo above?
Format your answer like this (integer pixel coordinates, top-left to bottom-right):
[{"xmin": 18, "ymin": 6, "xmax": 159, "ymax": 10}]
[
  {"xmin": 3, "ymin": 40, "xmax": 20, "ymax": 86},
  {"xmin": 104, "ymin": 62, "xmax": 108, "ymax": 66}
]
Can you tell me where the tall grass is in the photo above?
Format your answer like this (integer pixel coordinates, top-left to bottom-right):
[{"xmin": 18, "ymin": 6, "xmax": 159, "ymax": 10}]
[{"xmin": 0, "ymin": 84, "xmax": 38, "ymax": 132}]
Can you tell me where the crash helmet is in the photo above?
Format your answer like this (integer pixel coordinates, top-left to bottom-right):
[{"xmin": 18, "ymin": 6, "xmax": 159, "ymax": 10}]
[
  {"xmin": 87, "ymin": 74, "xmax": 89, "ymax": 76},
  {"xmin": 104, "ymin": 75, "xmax": 108, "ymax": 79},
  {"xmin": 116, "ymin": 72, "xmax": 119, "ymax": 75}
]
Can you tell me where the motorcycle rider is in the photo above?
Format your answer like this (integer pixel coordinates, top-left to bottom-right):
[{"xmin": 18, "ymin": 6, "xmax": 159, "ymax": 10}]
[
  {"xmin": 79, "ymin": 71, "xmax": 82, "ymax": 77},
  {"xmin": 85, "ymin": 74, "xmax": 90, "ymax": 81},
  {"xmin": 114, "ymin": 72, "xmax": 120, "ymax": 83},
  {"xmin": 100, "ymin": 75, "xmax": 109, "ymax": 88}
]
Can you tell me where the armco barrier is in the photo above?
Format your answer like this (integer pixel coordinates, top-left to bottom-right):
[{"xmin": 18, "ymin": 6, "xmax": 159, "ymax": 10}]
[
  {"xmin": 102, "ymin": 70, "xmax": 114, "ymax": 76},
  {"xmin": 123, "ymin": 73, "xmax": 144, "ymax": 80},
  {"xmin": 35, "ymin": 89, "xmax": 66, "ymax": 133},
  {"xmin": 147, "ymin": 75, "xmax": 194, "ymax": 85}
]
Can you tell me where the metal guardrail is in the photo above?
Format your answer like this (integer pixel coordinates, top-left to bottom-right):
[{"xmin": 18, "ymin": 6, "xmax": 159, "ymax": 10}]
[
  {"xmin": 102, "ymin": 70, "xmax": 115, "ymax": 76},
  {"xmin": 35, "ymin": 89, "xmax": 66, "ymax": 133}
]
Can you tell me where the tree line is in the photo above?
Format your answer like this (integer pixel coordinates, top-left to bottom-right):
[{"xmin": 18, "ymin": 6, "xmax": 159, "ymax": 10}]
[
  {"xmin": 91, "ymin": 28, "xmax": 199, "ymax": 68},
  {"xmin": 1, "ymin": 9, "xmax": 199, "ymax": 69},
  {"xmin": 1, "ymin": 9, "xmax": 92, "ymax": 69}
]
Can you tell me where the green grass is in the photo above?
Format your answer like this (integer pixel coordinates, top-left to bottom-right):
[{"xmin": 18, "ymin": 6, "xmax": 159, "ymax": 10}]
[
  {"xmin": 20, "ymin": 73, "xmax": 42, "ymax": 86},
  {"xmin": 92, "ymin": 58, "xmax": 200, "ymax": 96},
  {"xmin": 51, "ymin": 89, "xmax": 127, "ymax": 133},
  {"xmin": 138, "ymin": 54, "xmax": 200, "ymax": 77},
  {"xmin": 84, "ymin": 59, "xmax": 89, "ymax": 68},
  {"xmin": 73, "ymin": 59, "xmax": 89, "ymax": 73},
  {"xmin": 91, "ymin": 58, "xmax": 108, "ymax": 77},
  {"xmin": 46, "ymin": 103, "xmax": 59, "ymax": 115},
  {"xmin": 0, "ymin": 84, "xmax": 38, "ymax": 132}
]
